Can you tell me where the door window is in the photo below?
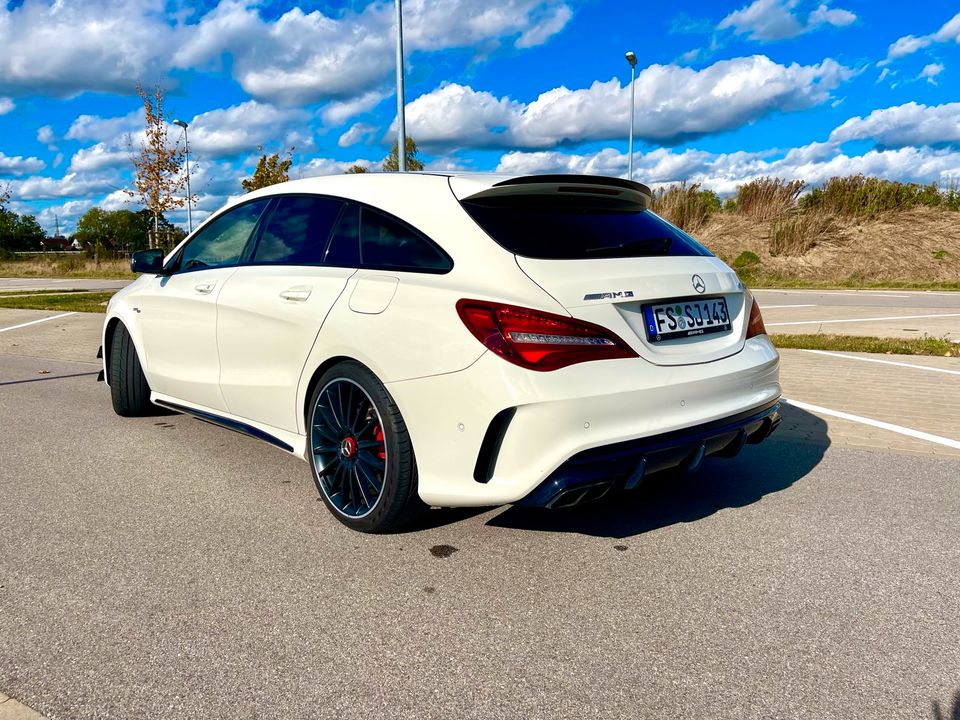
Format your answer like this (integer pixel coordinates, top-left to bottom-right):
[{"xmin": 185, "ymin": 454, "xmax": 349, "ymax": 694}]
[
  {"xmin": 177, "ymin": 199, "xmax": 270, "ymax": 272},
  {"xmin": 252, "ymin": 196, "xmax": 345, "ymax": 265}
]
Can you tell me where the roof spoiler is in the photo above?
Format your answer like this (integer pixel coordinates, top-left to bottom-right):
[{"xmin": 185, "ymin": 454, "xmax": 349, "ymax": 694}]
[{"xmin": 462, "ymin": 174, "xmax": 653, "ymax": 211}]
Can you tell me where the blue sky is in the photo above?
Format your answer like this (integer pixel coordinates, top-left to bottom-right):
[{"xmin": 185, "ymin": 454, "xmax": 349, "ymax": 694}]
[{"xmin": 1, "ymin": 0, "xmax": 958, "ymax": 234}]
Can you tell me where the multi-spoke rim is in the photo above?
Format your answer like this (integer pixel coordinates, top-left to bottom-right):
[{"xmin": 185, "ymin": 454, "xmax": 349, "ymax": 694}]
[{"xmin": 311, "ymin": 378, "xmax": 387, "ymax": 519}]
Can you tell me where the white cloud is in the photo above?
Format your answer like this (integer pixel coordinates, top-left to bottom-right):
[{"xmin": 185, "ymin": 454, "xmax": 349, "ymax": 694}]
[
  {"xmin": 65, "ymin": 111, "xmax": 142, "ymax": 143},
  {"xmin": 718, "ymin": 0, "xmax": 855, "ymax": 42},
  {"xmin": 9, "ymin": 172, "xmax": 120, "ymax": 200},
  {"xmin": 882, "ymin": 11, "xmax": 960, "ymax": 64},
  {"xmin": 338, "ymin": 123, "xmax": 378, "ymax": 148},
  {"xmin": 322, "ymin": 91, "xmax": 389, "ymax": 126},
  {"xmin": 920, "ymin": 63, "xmax": 944, "ymax": 84},
  {"xmin": 68, "ymin": 143, "xmax": 131, "ymax": 172},
  {"xmin": 515, "ymin": 4, "xmax": 573, "ymax": 48},
  {"xmin": 37, "ymin": 125, "xmax": 56, "ymax": 148},
  {"xmin": 496, "ymin": 144, "xmax": 960, "ymax": 195},
  {"xmin": 174, "ymin": 0, "xmax": 573, "ymax": 106},
  {"xmin": 187, "ymin": 101, "xmax": 309, "ymax": 158},
  {"xmin": 0, "ymin": 0, "xmax": 175, "ymax": 97},
  {"xmin": 0, "ymin": 152, "xmax": 45, "ymax": 176},
  {"xmin": 402, "ymin": 83, "xmax": 519, "ymax": 146},
  {"xmin": 830, "ymin": 102, "xmax": 960, "ymax": 149},
  {"xmin": 300, "ymin": 157, "xmax": 374, "ymax": 177},
  {"xmin": 404, "ymin": 56, "xmax": 853, "ymax": 149},
  {"xmin": 0, "ymin": 97, "xmax": 13, "ymax": 115}
]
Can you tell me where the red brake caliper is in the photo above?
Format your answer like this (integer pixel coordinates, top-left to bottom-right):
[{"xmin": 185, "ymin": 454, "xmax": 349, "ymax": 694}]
[{"xmin": 373, "ymin": 425, "xmax": 386, "ymax": 460}]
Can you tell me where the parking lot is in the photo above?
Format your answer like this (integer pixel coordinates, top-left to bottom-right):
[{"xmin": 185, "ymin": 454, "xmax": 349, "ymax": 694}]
[{"xmin": 1, "ymin": 290, "xmax": 958, "ymax": 719}]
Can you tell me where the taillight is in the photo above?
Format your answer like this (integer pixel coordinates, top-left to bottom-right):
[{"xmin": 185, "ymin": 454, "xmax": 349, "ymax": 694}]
[
  {"xmin": 456, "ymin": 299, "xmax": 638, "ymax": 371},
  {"xmin": 746, "ymin": 297, "xmax": 767, "ymax": 338}
]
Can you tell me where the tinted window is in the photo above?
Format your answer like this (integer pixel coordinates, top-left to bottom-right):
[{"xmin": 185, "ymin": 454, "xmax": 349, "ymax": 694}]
[
  {"xmin": 323, "ymin": 203, "xmax": 360, "ymax": 267},
  {"xmin": 359, "ymin": 207, "xmax": 451, "ymax": 272},
  {"xmin": 179, "ymin": 199, "xmax": 270, "ymax": 271},
  {"xmin": 461, "ymin": 195, "xmax": 712, "ymax": 260},
  {"xmin": 252, "ymin": 196, "xmax": 344, "ymax": 265}
]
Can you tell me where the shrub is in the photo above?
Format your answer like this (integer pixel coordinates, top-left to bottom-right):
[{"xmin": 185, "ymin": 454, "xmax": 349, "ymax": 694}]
[
  {"xmin": 734, "ymin": 177, "xmax": 806, "ymax": 221},
  {"xmin": 799, "ymin": 175, "xmax": 951, "ymax": 218},
  {"xmin": 651, "ymin": 182, "xmax": 720, "ymax": 233},
  {"xmin": 732, "ymin": 250, "xmax": 760, "ymax": 268}
]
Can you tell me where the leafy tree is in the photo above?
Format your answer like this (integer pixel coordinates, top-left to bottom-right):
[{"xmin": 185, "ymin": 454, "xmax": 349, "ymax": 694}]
[
  {"xmin": 0, "ymin": 208, "xmax": 45, "ymax": 252},
  {"xmin": 128, "ymin": 84, "xmax": 188, "ymax": 248},
  {"xmin": 382, "ymin": 137, "xmax": 423, "ymax": 172},
  {"xmin": 345, "ymin": 164, "xmax": 368, "ymax": 174},
  {"xmin": 242, "ymin": 146, "xmax": 294, "ymax": 192}
]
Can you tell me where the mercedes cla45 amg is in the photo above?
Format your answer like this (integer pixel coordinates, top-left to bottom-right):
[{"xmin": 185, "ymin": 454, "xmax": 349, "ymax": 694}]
[{"xmin": 101, "ymin": 172, "xmax": 781, "ymax": 532}]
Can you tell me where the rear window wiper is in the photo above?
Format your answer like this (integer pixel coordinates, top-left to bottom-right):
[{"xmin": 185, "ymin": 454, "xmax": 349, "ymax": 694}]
[{"xmin": 585, "ymin": 237, "xmax": 673, "ymax": 254}]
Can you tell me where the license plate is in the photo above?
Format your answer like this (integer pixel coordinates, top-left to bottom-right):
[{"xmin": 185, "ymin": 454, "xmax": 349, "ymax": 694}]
[{"xmin": 642, "ymin": 297, "xmax": 731, "ymax": 342}]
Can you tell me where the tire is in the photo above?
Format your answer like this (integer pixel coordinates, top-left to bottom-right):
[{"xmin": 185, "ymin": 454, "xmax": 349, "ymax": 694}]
[
  {"xmin": 109, "ymin": 323, "xmax": 154, "ymax": 417},
  {"xmin": 307, "ymin": 361, "xmax": 425, "ymax": 533}
]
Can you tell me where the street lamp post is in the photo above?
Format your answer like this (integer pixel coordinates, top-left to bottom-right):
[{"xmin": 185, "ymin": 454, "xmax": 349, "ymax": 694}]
[
  {"xmin": 395, "ymin": 0, "xmax": 407, "ymax": 172},
  {"xmin": 173, "ymin": 119, "xmax": 193, "ymax": 233},
  {"xmin": 625, "ymin": 51, "xmax": 637, "ymax": 181}
]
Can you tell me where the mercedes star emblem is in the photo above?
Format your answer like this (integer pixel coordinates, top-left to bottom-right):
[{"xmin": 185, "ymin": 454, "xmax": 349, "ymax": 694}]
[{"xmin": 692, "ymin": 274, "xmax": 706, "ymax": 294}]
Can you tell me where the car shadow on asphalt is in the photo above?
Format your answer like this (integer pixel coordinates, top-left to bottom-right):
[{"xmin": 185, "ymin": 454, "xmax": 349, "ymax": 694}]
[
  {"xmin": 484, "ymin": 405, "xmax": 829, "ymax": 539},
  {"xmin": 0, "ymin": 370, "xmax": 100, "ymax": 386}
]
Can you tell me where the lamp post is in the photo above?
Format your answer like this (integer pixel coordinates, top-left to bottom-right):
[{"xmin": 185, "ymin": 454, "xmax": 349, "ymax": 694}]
[
  {"xmin": 395, "ymin": 0, "xmax": 407, "ymax": 172},
  {"xmin": 173, "ymin": 119, "xmax": 193, "ymax": 233},
  {"xmin": 625, "ymin": 51, "xmax": 637, "ymax": 181}
]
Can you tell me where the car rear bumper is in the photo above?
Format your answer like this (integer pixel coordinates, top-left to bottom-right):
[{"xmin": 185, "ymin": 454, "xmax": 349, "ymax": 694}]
[
  {"xmin": 518, "ymin": 398, "xmax": 781, "ymax": 508},
  {"xmin": 386, "ymin": 336, "xmax": 781, "ymax": 507}
]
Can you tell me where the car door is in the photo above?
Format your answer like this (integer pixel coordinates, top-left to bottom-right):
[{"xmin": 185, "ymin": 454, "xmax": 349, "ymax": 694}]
[
  {"xmin": 136, "ymin": 198, "xmax": 271, "ymax": 411},
  {"xmin": 216, "ymin": 195, "xmax": 358, "ymax": 432}
]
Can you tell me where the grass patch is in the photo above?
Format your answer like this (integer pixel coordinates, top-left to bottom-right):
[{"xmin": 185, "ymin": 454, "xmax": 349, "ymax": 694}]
[
  {"xmin": 771, "ymin": 333, "xmax": 960, "ymax": 357},
  {"xmin": 768, "ymin": 211, "xmax": 835, "ymax": 257},
  {"xmin": 0, "ymin": 288, "xmax": 95, "ymax": 297},
  {"xmin": 0, "ymin": 291, "xmax": 115, "ymax": 313}
]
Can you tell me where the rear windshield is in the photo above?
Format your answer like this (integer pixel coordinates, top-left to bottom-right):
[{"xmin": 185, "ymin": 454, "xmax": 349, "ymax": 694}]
[{"xmin": 461, "ymin": 194, "xmax": 712, "ymax": 260}]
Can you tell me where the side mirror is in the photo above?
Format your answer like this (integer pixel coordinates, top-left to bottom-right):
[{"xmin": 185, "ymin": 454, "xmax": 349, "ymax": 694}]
[{"xmin": 131, "ymin": 248, "xmax": 166, "ymax": 274}]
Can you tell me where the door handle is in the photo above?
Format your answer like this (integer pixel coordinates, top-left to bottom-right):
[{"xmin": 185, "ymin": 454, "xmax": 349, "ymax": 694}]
[
  {"xmin": 280, "ymin": 287, "xmax": 312, "ymax": 302},
  {"xmin": 194, "ymin": 282, "xmax": 216, "ymax": 295}
]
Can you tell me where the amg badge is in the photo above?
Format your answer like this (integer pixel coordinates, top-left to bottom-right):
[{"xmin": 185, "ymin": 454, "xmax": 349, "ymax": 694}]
[{"xmin": 583, "ymin": 290, "xmax": 635, "ymax": 301}]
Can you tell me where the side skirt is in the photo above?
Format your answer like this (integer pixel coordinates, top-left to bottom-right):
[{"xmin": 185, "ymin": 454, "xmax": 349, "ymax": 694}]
[{"xmin": 153, "ymin": 399, "xmax": 295, "ymax": 453}]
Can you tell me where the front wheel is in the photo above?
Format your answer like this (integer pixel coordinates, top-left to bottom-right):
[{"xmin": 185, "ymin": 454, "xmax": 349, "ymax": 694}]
[{"xmin": 307, "ymin": 361, "xmax": 424, "ymax": 533}]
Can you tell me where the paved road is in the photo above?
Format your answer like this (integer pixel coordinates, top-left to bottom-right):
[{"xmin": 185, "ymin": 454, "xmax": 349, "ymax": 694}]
[
  {"xmin": 1, "ymin": 309, "xmax": 959, "ymax": 720},
  {"xmin": 753, "ymin": 289, "xmax": 960, "ymax": 340}
]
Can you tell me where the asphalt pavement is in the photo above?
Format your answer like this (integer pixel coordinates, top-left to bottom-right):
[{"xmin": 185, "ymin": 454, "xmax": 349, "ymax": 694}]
[{"xmin": 1, "ymin": 298, "xmax": 959, "ymax": 720}]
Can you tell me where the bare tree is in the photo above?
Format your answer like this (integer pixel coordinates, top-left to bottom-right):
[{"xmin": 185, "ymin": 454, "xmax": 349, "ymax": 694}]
[{"xmin": 128, "ymin": 84, "xmax": 188, "ymax": 249}]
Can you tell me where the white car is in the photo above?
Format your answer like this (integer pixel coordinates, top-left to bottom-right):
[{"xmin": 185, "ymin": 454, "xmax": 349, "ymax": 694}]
[{"xmin": 101, "ymin": 172, "xmax": 781, "ymax": 532}]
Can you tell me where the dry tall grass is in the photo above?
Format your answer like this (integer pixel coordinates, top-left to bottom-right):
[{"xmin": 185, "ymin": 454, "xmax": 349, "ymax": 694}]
[
  {"xmin": 651, "ymin": 182, "xmax": 720, "ymax": 233},
  {"xmin": 734, "ymin": 177, "xmax": 806, "ymax": 221},
  {"xmin": 768, "ymin": 211, "xmax": 835, "ymax": 256},
  {"xmin": 0, "ymin": 255, "xmax": 133, "ymax": 279}
]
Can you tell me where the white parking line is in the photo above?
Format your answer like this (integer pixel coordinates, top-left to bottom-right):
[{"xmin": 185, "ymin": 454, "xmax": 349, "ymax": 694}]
[
  {"xmin": 802, "ymin": 349, "xmax": 960, "ymax": 376},
  {"xmin": 0, "ymin": 312, "xmax": 77, "ymax": 333},
  {"xmin": 784, "ymin": 398, "xmax": 960, "ymax": 450},
  {"xmin": 768, "ymin": 312, "xmax": 960, "ymax": 327},
  {"xmin": 760, "ymin": 304, "xmax": 817, "ymax": 309}
]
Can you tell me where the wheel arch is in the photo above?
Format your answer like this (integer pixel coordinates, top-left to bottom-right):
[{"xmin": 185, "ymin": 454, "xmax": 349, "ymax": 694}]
[{"xmin": 301, "ymin": 355, "xmax": 371, "ymax": 429}]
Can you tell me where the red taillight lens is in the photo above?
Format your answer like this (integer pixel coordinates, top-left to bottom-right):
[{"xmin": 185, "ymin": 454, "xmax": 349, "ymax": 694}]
[
  {"xmin": 456, "ymin": 299, "xmax": 638, "ymax": 371},
  {"xmin": 746, "ymin": 297, "xmax": 767, "ymax": 338}
]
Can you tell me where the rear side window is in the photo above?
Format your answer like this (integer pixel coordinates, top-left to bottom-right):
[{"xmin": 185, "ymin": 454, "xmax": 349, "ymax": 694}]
[
  {"xmin": 253, "ymin": 196, "xmax": 344, "ymax": 265},
  {"xmin": 178, "ymin": 199, "xmax": 270, "ymax": 271},
  {"xmin": 359, "ymin": 207, "xmax": 451, "ymax": 273},
  {"xmin": 461, "ymin": 195, "xmax": 712, "ymax": 260}
]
